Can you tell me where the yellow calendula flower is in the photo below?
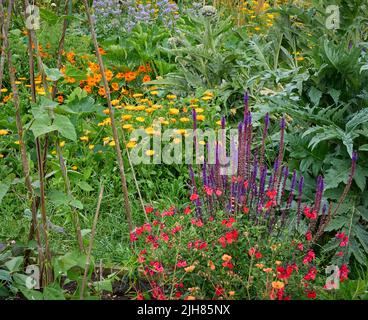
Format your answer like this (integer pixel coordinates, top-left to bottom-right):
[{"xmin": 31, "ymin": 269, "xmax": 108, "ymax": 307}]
[
  {"xmin": 135, "ymin": 105, "xmax": 146, "ymax": 111},
  {"xmin": 196, "ymin": 115, "xmax": 205, "ymax": 121},
  {"xmin": 15, "ymin": 81, "xmax": 22, "ymax": 85},
  {"xmin": 89, "ymin": 144, "xmax": 95, "ymax": 150},
  {"xmin": 125, "ymin": 105, "xmax": 135, "ymax": 111},
  {"xmin": 59, "ymin": 141, "xmax": 65, "ymax": 148},
  {"xmin": 150, "ymin": 90, "xmax": 159, "ymax": 95},
  {"xmin": 272, "ymin": 281, "xmax": 284, "ymax": 290},
  {"xmin": 51, "ymin": 150, "xmax": 57, "ymax": 155},
  {"xmin": 296, "ymin": 56, "xmax": 305, "ymax": 61},
  {"xmin": 169, "ymin": 108, "xmax": 179, "ymax": 115},
  {"xmin": 0, "ymin": 129, "xmax": 9, "ymax": 136},
  {"xmin": 195, "ymin": 108, "xmax": 204, "ymax": 113},
  {"xmin": 216, "ymin": 120, "xmax": 222, "ymax": 126},
  {"xmin": 14, "ymin": 140, "xmax": 20, "ymax": 145},
  {"xmin": 126, "ymin": 141, "xmax": 137, "ymax": 149},
  {"xmin": 170, "ymin": 118, "xmax": 177, "ymax": 123},
  {"xmin": 136, "ymin": 117, "xmax": 145, "ymax": 122},
  {"xmin": 145, "ymin": 107, "xmax": 155, "ymax": 114},
  {"xmin": 132, "ymin": 93, "xmax": 144, "ymax": 98},
  {"xmin": 152, "ymin": 104, "xmax": 162, "ymax": 110},
  {"xmin": 72, "ymin": 165, "xmax": 78, "ymax": 171},
  {"xmin": 166, "ymin": 94, "xmax": 177, "ymax": 100},
  {"xmin": 111, "ymin": 99, "xmax": 120, "ymax": 106},
  {"xmin": 180, "ymin": 117, "xmax": 190, "ymax": 123},
  {"xmin": 122, "ymin": 114, "xmax": 132, "ymax": 121},
  {"xmin": 80, "ymin": 136, "xmax": 89, "ymax": 142},
  {"xmin": 199, "ymin": 140, "xmax": 206, "ymax": 145},
  {"xmin": 109, "ymin": 140, "xmax": 116, "ymax": 147},
  {"xmin": 175, "ymin": 129, "xmax": 187, "ymax": 135},
  {"xmin": 201, "ymin": 96, "xmax": 212, "ymax": 101},
  {"xmin": 103, "ymin": 109, "xmax": 110, "ymax": 115},
  {"xmin": 145, "ymin": 127, "xmax": 155, "ymax": 135},
  {"xmin": 123, "ymin": 124, "xmax": 133, "ymax": 130},
  {"xmin": 145, "ymin": 149, "xmax": 155, "ymax": 156},
  {"xmin": 1, "ymin": 88, "xmax": 8, "ymax": 93}
]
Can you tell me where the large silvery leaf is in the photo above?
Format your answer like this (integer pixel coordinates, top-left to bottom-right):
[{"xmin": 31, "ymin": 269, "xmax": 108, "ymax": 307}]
[
  {"xmin": 43, "ymin": 64, "xmax": 63, "ymax": 81},
  {"xmin": 53, "ymin": 114, "xmax": 77, "ymax": 142},
  {"xmin": 67, "ymin": 96, "xmax": 97, "ymax": 114},
  {"xmin": 30, "ymin": 114, "xmax": 57, "ymax": 138}
]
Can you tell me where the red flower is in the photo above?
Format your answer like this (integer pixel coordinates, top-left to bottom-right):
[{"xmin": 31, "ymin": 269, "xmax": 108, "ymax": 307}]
[
  {"xmin": 160, "ymin": 232, "xmax": 169, "ymax": 243},
  {"xmin": 177, "ymin": 260, "xmax": 187, "ymax": 268},
  {"xmin": 190, "ymin": 193, "xmax": 199, "ymax": 201},
  {"xmin": 243, "ymin": 207, "xmax": 250, "ymax": 214},
  {"xmin": 255, "ymin": 252, "xmax": 263, "ymax": 259},
  {"xmin": 305, "ymin": 230, "xmax": 312, "ymax": 241},
  {"xmin": 244, "ymin": 180, "xmax": 249, "ymax": 189},
  {"xmin": 307, "ymin": 291, "xmax": 316, "ymax": 299},
  {"xmin": 266, "ymin": 189, "xmax": 277, "ymax": 200},
  {"xmin": 145, "ymin": 206, "xmax": 154, "ymax": 214},
  {"xmin": 215, "ymin": 189, "xmax": 222, "ymax": 196},
  {"xmin": 184, "ymin": 206, "xmax": 191, "ymax": 215},
  {"xmin": 248, "ymin": 247, "xmax": 256, "ymax": 256},
  {"xmin": 130, "ymin": 232, "xmax": 138, "ymax": 242},
  {"xmin": 339, "ymin": 264, "xmax": 349, "ymax": 282},
  {"xmin": 136, "ymin": 292, "xmax": 144, "ymax": 300},
  {"xmin": 304, "ymin": 207, "xmax": 317, "ymax": 220},
  {"xmin": 304, "ymin": 267, "xmax": 317, "ymax": 281},
  {"xmin": 336, "ymin": 251, "xmax": 344, "ymax": 257},
  {"xmin": 297, "ymin": 242, "xmax": 304, "ymax": 251},
  {"xmin": 222, "ymin": 261, "xmax": 234, "ymax": 269},
  {"xmin": 143, "ymin": 223, "xmax": 152, "ymax": 233},
  {"xmin": 221, "ymin": 217, "xmax": 236, "ymax": 228},
  {"xmin": 303, "ymin": 249, "xmax": 315, "ymax": 265},
  {"xmin": 215, "ymin": 286, "xmax": 224, "ymax": 296}
]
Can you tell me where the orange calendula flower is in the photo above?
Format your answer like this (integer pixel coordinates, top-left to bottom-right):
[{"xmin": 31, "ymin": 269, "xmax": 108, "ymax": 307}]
[
  {"xmin": 83, "ymin": 85, "xmax": 92, "ymax": 93},
  {"xmin": 142, "ymin": 75, "xmax": 151, "ymax": 83},
  {"xmin": 272, "ymin": 281, "xmax": 284, "ymax": 289},
  {"xmin": 111, "ymin": 82, "xmax": 119, "ymax": 91},
  {"xmin": 66, "ymin": 51, "xmax": 76, "ymax": 64},
  {"xmin": 98, "ymin": 87, "xmax": 106, "ymax": 96},
  {"xmin": 57, "ymin": 95, "xmax": 64, "ymax": 104},
  {"xmin": 98, "ymin": 47, "xmax": 106, "ymax": 55},
  {"xmin": 116, "ymin": 72, "xmax": 125, "ymax": 79},
  {"xmin": 105, "ymin": 70, "xmax": 113, "ymax": 81},
  {"xmin": 222, "ymin": 254, "xmax": 232, "ymax": 262}
]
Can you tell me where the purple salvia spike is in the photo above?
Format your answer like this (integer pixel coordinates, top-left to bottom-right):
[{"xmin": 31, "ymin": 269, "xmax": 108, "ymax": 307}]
[
  {"xmin": 259, "ymin": 113, "xmax": 269, "ymax": 175},
  {"xmin": 221, "ymin": 116, "xmax": 226, "ymax": 130},
  {"xmin": 244, "ymin": 91, "xmax": 249, "ymax": 122},
  {"xmin": 297, "ymin": 176, "xmax": 304, "ymax": 226}
]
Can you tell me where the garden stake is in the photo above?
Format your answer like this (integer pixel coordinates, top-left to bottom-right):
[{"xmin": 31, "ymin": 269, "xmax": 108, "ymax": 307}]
[
  {"xmin": 84, "ymin": 0, "xmax": 134, "ymax": 233},
  {"xmin": 5, "ymin": 0, "xmax": 45, "ymax": 271},
  {"xmin": 80, "ymin": 182, "xmax": 104, "ymax": 300}
]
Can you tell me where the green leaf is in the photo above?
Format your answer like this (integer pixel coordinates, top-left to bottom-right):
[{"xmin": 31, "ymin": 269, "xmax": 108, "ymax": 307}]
[
  {"xmin": 43, "ymin": 284, "xmax": 65, "ymax": 300},
  {"xmin": 19, "ymin": 287, "xmax": 44, "ymax": 300},
  {"xmin": 77, "ymin": 181, "xmax": 93, "ymax": 192},
  {"xmin": 39, "ymin": 8, "xmax": 59, "ymax": 24},
  {"xmin": 349, "ymin": 239, "xmax": 367, "ymax": 266},
  {"xmin": 53, "ymin": 114, "xmax": 77, "ymax": 142},
  {"xmin": 93, "ymin": 280, "xmax": 113, "ymax": 293},
  {"xmin": 48, "ymin": 190, "xmax": 71, "ymax": 206},
  {"xmin": 0, "ymin": 270, "xmax": 11, "ymax": 282},
  {"xmin": 4, "ymin": 256, "xmax": 23, "ymax": 273},
  {"xmin": 359, "ymin": 144, "xmax": 368, "ymax": 151},
  {"xmin": 30, "ymin": 115, "xmax": 57, "ymax": 138},
  {"xmin": 70, "ymin": 199, "xmax": 83, "ymax": 210},
  {"xmin": 308, "ymin": 87, "xmax": 322, "ymax": 106},
  {"xmin": 43, "ymin": 64, "xmax": 63, "ymax": 81},
  {"xmin": 0, "ymin": 182, "xmax": 10, "ymax": 205},
  {"xmin": 65, "ymin": 65, "xmax": 87, "ymax": 81},
  {"xmin": 325, "ymin": 215, "xmax": 348, "ymax": 232},
  {"xmin": 355, "ymin": 225, "xmax": 368, "ymax": 254},
  {"xmin": 67, "ymin": 96, "xmax": 97, "ymax": 114}
]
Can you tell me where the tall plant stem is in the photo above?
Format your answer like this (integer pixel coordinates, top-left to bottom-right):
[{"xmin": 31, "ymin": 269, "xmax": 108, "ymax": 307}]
[
  {"xmin": 56, "ymin": 139, "xmax": 84, "ymax": 252},
  {"xmin": 5, "ymin": 0, "xmax": 45, "ymax": 269},
  {"xmin": 83, "ymin": 0, "xmax": 133, "ymax": 232},
  {"xmin": 25, "ymin": 0, "xmax": 84, "ymax": 251},
  {"xmin": 0, "ymin": 0, "xmax": 11, "ymax": 96},
  {"xmin": 80, "ymin": 182, "xmax": 104, "ymax": 300}
]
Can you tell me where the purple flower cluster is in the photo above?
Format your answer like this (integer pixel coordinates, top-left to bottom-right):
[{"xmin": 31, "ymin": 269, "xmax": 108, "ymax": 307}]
[
  {"xmin": 189, "ymin": 92, "xmax": 358, "ymax": 238},
  {"xmin": 125, "ymin": 0, "xmax": 179, "ymax": 32},
  {"xmin": 92, "ymin": 0, "xmax": 122, "ymax": 19}
]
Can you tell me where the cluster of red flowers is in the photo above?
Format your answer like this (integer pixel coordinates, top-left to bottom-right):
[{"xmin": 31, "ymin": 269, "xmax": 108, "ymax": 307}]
[
  {"xmin": 218, "ymin": 229, "xmax": 239, "ymax": 248},
  {"xmin": 304, "ymin": 207, "xmax": 317, "ymax": 220}
]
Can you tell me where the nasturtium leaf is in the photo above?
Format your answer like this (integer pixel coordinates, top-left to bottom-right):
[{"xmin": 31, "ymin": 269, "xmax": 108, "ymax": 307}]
[
  {"xmin": 30, "ymin": 116, "xmax": 57, "ymax": 139},
  {"xmin": 0, "ymin": 182, "xmax": 10, "ymax": 205},
  {"xmin": 43, "ymin": 64, "xmax": 63, "ymax": 81},
  {"xmin": 65, "ymin": 65, "xmax": 87, "ymax": 81},
  {"xmin": 4, "ymin": 256, "xmax": 23, "ymax": 273},
  {"xmin": 53, "ymin": 114, "xmax": 77, "ymax": 142},
  {"xmin": 43, "ymin": 284, "xmax": 65, "ymax": 300},
  {"xmin": 77, "ymin": 181, "xmax": 93, "ymax": 192}
]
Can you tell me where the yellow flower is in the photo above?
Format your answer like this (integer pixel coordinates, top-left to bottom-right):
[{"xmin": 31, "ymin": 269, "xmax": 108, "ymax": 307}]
[
  {"xmin": 166, "ymin": 94, "xmax": 177, "ymax": 100},
  {"xmin": 201, "ymin": 96, "xmax": 212, "ymax": 101},
  {"xmin": 186, "ymin": 296, "xmax": 196, "ymax": 300},
  {"xmin": 145, "ymin": 108, "xmax": 155, "ymax": 114},
  {"xmin": 136, "ymin": 117, "xmax": 145, "ymax": 122},
  {"xmin": 296, "ymin": 56, "xmax": 305, "ymax": 61},
  {"xmin": 0, "ymin": 88, "xmax": 8, "ymax": 93},
  {"xmin": 89, "ymin": 144, "xmax": 95, "ymax": 150},
  {"xmin": 272, "ymin": 281, "xmax": 284, "ymax": 290},
  {"xmin": 72, "ymin": 165, "xmax": 78, "ymax": 170},
  {"xmin": 169, "ymin": 108, "xmax": 179, "ymax": 115},
  {"xmin": 175, "ymin": 129, "xmax": 187, "ymax": 135},
  {"xmin": 80, "ymin": 136, "xmax": 89, "ymax": 142},
  {"xmin": 180, "ymin": 117, "xmax": 190, "ymax": 123},
  {"xmin": 184, "ymin": 265, "xmax": 195, "ymax": 273},
  {"xmin": 145, "ymin": 127, "xmax": 155, "ymax": 135},
  {"xmin": 199, "ymin": 140, "xmax": 206, "ymax": 145},
  {"xmin": 109, "ymin": 140, "xmax": 116, "ymax": 147},
  {"xmin": 216, "ymin": 120, "xmax": 222, "ymax": 126},
  {"xmin": 111, "ymin": 99, "xmax": 120, "ymax": 106},
  {"xmin": 135, "ymin": 105, "xmax": 146, "ymax": 111},
  {"xmin": 196, "ymin": 115, "xmax": 205, "ymax": 121},
  {"xmin": 133, "ymin": 93, "xmax": 144, "ymax": 98},
  {"xmin": 195, "ymin": 108, "xmax": 204, "ymax": 113},
  {"xmin": 51, "ymin": 150, "xmax": 57, "ymax": 155},
  {"xmin": 126, "ymin": 141, "xmax": 137, "ymax": 149},
  {"xmin": 152, "ymin": 104, "xmax": 162, "ymax": 110},
  {"xmin": 59, "ymin": 141, "xmax": 65, "ymax": 148},
  {"xmin": 103, "ymin": 109, "xmax": 110, "ymax": 115},
  {"xmin": 150, "ymin": 90, "xmax": 159, "ymax": 95},
  {"xmin": 123, "ymin": 124, "xmax": 133, "ymax": 130},
  {"xmin": 122, "ymin": 114, "xmax": 132, "ymax": 121},
  {"xmin": 0, "ymin": 154, "xmax": 3, "ymax": 159},
  {"xmin": 145, "ymin": 149, "xmax": 155, "ymax": 156},
  {"xmin": 0, "ymin": 129, "xmax": 9, "ymax": 136}
]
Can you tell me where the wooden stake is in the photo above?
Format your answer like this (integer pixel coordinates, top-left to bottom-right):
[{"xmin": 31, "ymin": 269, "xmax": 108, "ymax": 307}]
[{"xmin": 83, "ymin": 0, "xmax": 134, "ymax": 233}]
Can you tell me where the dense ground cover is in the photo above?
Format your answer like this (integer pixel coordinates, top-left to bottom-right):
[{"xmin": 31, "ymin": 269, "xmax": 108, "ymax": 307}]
[{"xmin": 0, "ymin": 0, "xmax": 367, "ymax": 300}]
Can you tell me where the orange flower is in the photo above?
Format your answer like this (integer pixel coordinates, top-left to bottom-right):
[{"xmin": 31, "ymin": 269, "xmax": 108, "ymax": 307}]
[
  {"xmin": 98, "ymin": 87, "xmax": 106, "ymax": 96},
  {"xmin": 184, "ymin": 265, "xmax": 195, "ymax": 273},
  {"xmin": 137, "ymin": 65, "xmax": 147, "ymax": 73},
  {"xmin": 66, "ymin": 51, "xmax": 76, "ymax": 64},
  {"xmin": 142, "ymin": 75, "xmax": 151, "ymax": 83},
  {"xmin": 83, "ymin": 85, "xmax": 92, "ymax": 93},
  {"xmin": 208, "ymin": 260, "xmax": 215, "ymax": 270},
  {"xmin": 98, "ymin": 47, "xmax": 106, "ymax": 55},
  {"xmin": 116, "ymin": 72, "xmax": 125, "ymax": 79},
  {"xmin": 94, "ymin": 73, "xmax": 102, "ymax": 83},
  {"xmin": 105, "ymin": 70, "xmax": 113, "ymax": 81},
  {"xmin": 87, "ymin": 76, "xmax": 97, "ymax": 87},
  {"xmin": 88, "ymin": 62, "xmax": 100, "ymax": 73},
  {"xmin": 124, "ymin": 71, "xmax": 137, "ymax": 82},
  {"xmin": 272, "ymin": 281, "xmax": 284, "ymax": 289},
  {"xmin": 65, "ymin": 76, "xmax": 76, "ymax": 84},
  {"xmin": 111, "ymin": 82, "xmax": 119, "ymax": 91},
  {"xmin": 221, "ymin": 254, "xmax": 232, "ymax": 262},
  {"xmin": 57, "ymin": 95, "xmax": 64, "ymax": 104}
]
